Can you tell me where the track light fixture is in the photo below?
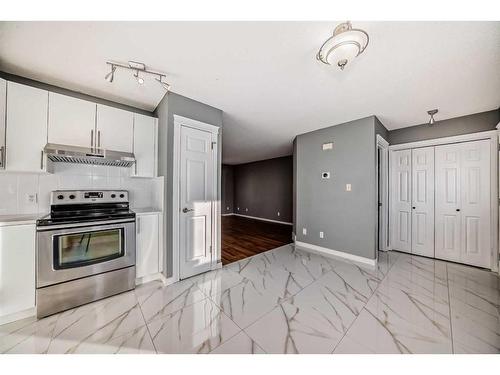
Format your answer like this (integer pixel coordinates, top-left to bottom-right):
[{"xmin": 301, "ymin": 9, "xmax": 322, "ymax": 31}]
[
  {"xmin": 427, "ymin": 109, "xmax": 438, "ymax": 126},
  {"xmin": 104, "ymin": 60, "xmax": 170, "ymax": 91}
]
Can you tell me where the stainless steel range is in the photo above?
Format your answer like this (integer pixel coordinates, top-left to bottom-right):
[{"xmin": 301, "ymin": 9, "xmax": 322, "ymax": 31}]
[{"xmin": 36, "ymin": 190, "xmax": 136, "ymax": 318}]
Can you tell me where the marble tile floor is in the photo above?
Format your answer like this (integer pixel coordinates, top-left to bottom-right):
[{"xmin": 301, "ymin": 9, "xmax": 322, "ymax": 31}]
[{"xmin": 1, "ymin": 244, "xmax": 498, "ymax": 354}]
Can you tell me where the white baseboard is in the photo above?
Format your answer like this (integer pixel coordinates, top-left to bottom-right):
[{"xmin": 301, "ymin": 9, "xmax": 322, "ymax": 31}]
[
  {"xmin": 135, "ymin": 273, "xmax": 166, "ymax": 286},
  {"xmin": 0, "ymin": 307, "xmax": 36, "ymax": 326},
  {"xmin": 221, "ymin": 213, "xmax": 234, "ymax": 216},
  {"xmin": 232, "ymin": 213, "xmax": 293, "ymax": 226},
  {"xmin": 295, "ymin": 241, "xmax": 377, "ymax": 266}
]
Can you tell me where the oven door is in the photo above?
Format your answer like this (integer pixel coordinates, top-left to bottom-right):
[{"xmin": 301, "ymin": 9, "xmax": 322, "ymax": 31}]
[{"xmin": 37, "ymin": 219, "xmax": 135, "ymax": 288}]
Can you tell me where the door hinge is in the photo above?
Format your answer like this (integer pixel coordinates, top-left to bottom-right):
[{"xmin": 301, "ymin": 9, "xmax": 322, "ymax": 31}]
[
  {"xmin": 211, "ymin": 142, "xmax": 216, "ymax": 150},
  {"xmin": 209, "ymin": 245, "xmax": 213, "ymax": 253}
]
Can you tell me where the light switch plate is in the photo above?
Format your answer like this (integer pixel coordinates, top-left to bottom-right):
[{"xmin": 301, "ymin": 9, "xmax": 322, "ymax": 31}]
[
  {"xmin": 322, "ymin": 142, "xmax": 333, "ymax": 151},
  {"xmin": 302, "ymin": 228, "xmax": 307, "ymax": 235},
  {"xmin": 319, "ymin": 231, "xmax": 324, "ymax": 239},
  {"xmin": 346, "ymin": 184, "xmax": 352, "ymax": 192}
]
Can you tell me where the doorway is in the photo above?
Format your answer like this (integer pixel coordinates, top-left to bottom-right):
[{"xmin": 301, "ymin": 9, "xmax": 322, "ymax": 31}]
[
  {"xmin": 173, "ymin": 115, "xmax": 220, "ymax": 280},
  {"xmin": 376, "ymin": 135, "xmax": 389, "ymax": 254}
]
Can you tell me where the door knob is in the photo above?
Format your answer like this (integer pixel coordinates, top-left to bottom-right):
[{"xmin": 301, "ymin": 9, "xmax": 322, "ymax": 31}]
[
  {"xmin": 182, "ymin": 207, "xmax": 194, "ymax": 213},
  {"xmin": 412, "ymin": 207, "xmax": 416, "ymax": 209},
  {"xmin": 456, "ymin": 209, "xmax": 460, "ymax": 212}
]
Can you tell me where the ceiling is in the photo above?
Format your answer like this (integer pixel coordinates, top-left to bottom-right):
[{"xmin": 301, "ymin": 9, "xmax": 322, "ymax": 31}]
[{"xmin": 0, "ymin": 22, "xmax": 499, "ymax": 164}]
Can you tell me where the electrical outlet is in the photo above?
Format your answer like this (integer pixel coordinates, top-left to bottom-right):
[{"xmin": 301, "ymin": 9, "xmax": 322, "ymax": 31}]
[
  {"xmin": 346, "ymin": 183, "xmax": 352, "ymax": 192},
  {"xmin": 26, "ymin": 193, "xmax": 37, "ymax": 204},
  {"xmin": 226, "ymin": 206, "xmax": 230, "ymax": 211},
  {"xmin": 302, "ymin": 228, "xmax": 307, "ymax": 235},
  {"xmin": 245, "ymin": 208, "xmax": 248, "ymax": 212},
  {"xmin": 237, "ymin": 207, "xmax": 240, "ymax": 211},
  {"xmin": 277, "ymin": 211, "xmax": 280, "ymax": 217},
  {"xmin": 319, "ymin": 231, "xmax": 324, "ymax": 239}
]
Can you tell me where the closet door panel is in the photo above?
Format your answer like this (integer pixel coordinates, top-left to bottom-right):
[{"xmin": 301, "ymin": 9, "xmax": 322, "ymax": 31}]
[
  {"xmin": 460, "ymin": 140, "xmax": 490, "ymax": 268},
  {"xmin": 435, "ymin": 144, "xmax": 461, "ymax": 263},
  {"xmin": 390, "ymin": 149, "xmax": 412, "ymax": 253},
  {"xmin": 411, "ymin": 147, "xmax": 435, "ymax": 257}
]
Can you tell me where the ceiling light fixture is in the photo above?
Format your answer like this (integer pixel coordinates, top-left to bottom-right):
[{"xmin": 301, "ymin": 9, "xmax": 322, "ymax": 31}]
[
  {"xmin": 104, "ymin": 60, "xmax": 170, "ymax": 91},
  {"xmin": 317, "ymin": 21, "xmax": 369, "ymax": 70},
  {"xmin": 427, "ymin": 109, "xmax": 438, "ymax": 126}
]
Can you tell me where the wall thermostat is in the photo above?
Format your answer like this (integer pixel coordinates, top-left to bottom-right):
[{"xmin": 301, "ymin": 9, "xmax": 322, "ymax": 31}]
[{"xmin": 322, "ymin": 172, "xmax": 330, "ymax": 179}]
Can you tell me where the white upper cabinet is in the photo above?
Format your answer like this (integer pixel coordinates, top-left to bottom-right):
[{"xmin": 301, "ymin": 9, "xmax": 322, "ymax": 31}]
[
  {"xmin": 6, "ymin": 82, "xmax": 49, "ymax": 172},
  {"xmin": 0, "ymin": 78, "xmax": 6, "ymax": 169},
  {"xmin": 48, "ymin": 92, "xmax": 96, "ymax": 148},
  {"xmin": 96, "ymin": 104, "xmax": 134, "ymax": 153},
  {"xmin": 132, "ymin": 113, "xmax": 157, "ymax": 178}
]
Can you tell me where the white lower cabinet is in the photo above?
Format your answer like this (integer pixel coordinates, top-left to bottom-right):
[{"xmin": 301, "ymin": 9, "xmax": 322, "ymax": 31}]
[
  {"xmin": 136, "ymin": 212, "xmax": 163, "ymax": 281},
  {"xmin": 0, "ymin": 224, "xmax": 36, "ymax": 324}
]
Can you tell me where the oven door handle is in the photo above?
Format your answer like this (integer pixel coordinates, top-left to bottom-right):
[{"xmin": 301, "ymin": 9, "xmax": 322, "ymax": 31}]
[{"xmin": 36, "ymin": 218, "xmax": 136, "ymax": 231}]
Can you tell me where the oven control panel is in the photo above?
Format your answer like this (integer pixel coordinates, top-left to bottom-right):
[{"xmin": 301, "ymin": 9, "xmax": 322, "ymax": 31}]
[{"xmin": 51, "ymin": 190, "xmax": 129, "ymax": 204}]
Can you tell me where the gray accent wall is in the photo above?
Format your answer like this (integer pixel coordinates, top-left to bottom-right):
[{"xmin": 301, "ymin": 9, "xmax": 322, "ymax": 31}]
[
  {"xmin": 222, "ymin": 164, "xmax": 235, "ymax": 214},
  {"xmin": 233, "ymin": 156, "xmax": 293, "ymax": 223},
  {"xmin": 154, "ymin": 92, "xmax": 223, "ymax": 278},
  {"xmin": 295, "ymin": 116, "xmax": 379, "ymax": 260},
  {"xmin": 0, "ymin": 71, "xmax": 153, "ymax": 116},
  {"xmin": 388, "ymin": 109, "xmax": 499, "ymax": 145}
]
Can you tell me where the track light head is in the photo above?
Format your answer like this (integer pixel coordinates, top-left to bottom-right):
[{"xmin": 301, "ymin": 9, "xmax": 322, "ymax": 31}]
[
  {"xmin": 134, "ymin": 70, "xmax": 145, "ymax": 85},
  {"xmin": 156, "ymin": 76, "xmax": 171, "ymax": 92},
  {"xmin": 104, "ymin": 65, "xmax": 116, "ymax": 83}
]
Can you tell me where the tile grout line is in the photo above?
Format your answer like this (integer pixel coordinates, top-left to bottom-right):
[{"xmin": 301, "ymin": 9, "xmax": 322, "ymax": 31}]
[
  {"xmin": 135, "ymin": 290, "xmax": 160, "ymax": 354},
  {"xmin": 330, "ymin": 252, "xmax": 401, "ymax": 353},
  {"xmin": 445, "ymin": 264, "xmax": 455, "ymax": 354}
]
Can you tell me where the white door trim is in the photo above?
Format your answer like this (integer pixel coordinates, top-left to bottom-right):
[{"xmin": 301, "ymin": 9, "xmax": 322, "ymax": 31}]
[
  {"xmin": 172, "ymin": 114, "xmax": 220, "ymax": 282},
  {"xmin": 376, "ymin": 135, "xmax": 390, "ymax": 252},
  {"xmin": 388, "ymin": 130, "xmax": 498, "ymax": 272}
]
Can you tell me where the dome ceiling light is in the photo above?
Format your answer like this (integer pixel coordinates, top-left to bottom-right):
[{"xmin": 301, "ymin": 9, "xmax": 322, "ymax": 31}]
[
  {"xmin": 316, "ymin": 21, "xmax": 369, "ymax": 70},
  {"xmin": 104, "ymin": 60, "xmax": 170, "ymax": 91},
  {"xmin": 427, "ymin": 109, "xmax": 438, "ymax": 126}
]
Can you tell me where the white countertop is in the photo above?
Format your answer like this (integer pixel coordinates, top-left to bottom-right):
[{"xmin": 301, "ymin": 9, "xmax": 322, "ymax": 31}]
[{"xmin": 0, "ymin": 213, "xmax": 47, "ymax": 227}]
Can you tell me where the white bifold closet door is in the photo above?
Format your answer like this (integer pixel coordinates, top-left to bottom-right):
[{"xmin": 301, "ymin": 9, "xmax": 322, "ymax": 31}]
[
  {"xmin": 411, "ymin": 147, "xmax": 435, "ymax": 257},
  {"xmin": 435, "ymin": 140, "xmax": 491, "ymax": 268},
  {"xmin": 391, "ymin": 149, "xmax": 412, "ymax": 253},
  {"xmin": 391, "ymin": 147, "xmax": 435, "ymax": 256}
]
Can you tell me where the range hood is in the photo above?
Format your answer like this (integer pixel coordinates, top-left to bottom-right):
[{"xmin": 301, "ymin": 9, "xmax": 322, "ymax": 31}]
[{"xmin": 44, "ymin": 143, "xmax": 135, "ymax": 167}]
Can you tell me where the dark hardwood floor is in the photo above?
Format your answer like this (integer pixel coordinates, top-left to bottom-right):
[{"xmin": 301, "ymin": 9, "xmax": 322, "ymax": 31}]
[{"xmin": 221, "ymin": 215, "xmax": 293, "ymax": 265}]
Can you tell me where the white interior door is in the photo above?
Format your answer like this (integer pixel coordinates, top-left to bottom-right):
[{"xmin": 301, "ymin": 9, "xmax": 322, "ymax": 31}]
[
  {"xmin": 411, "ymin": 147, "xmax": 435, "ymax": 257},
  {"xmin": 435, "ymin": 143, "xmax": 462, "ymax": 262},
  {"xmin": 459, "ymin": 140, "xmax": 490, "ymax": 268},
  {"xmin": 179, "ymin": 125, "xmax": 214, "ymax": 279},
  {"xmin": 391, "ymin": 149, "xmax": 412, "ymax": 253}
]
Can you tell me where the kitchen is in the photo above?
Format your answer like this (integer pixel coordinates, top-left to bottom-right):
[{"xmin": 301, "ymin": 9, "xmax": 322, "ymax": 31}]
[{"xmin": 0, "ymin": 76, "xmax": 165, "ymax": 324}]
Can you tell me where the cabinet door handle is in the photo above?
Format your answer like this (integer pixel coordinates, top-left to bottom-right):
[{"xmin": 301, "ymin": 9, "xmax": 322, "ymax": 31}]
[
  {"xmin": 91, "ymin": 129, "xmax": 94, "ymax": 148},
  {"xmin": 137, "ymin": 217, "xmax": 140, "ymax": 234},
  {"xmin": 0, "ymin": 146, "xmax": 4, "ymax": 168},
  {"xmin": 40, "ymin": 150, "xmax": 44, "ymax": 170},
  {"xmin": 135, "ymin": 160, "xmax": 138, "ymax": 175},
  {"xmin": 98, "ymin": 130, "xmax": 101, "ymax": 148}
]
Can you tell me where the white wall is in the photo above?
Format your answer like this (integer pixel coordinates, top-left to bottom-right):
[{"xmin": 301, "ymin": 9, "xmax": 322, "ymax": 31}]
[{"xmin": 0, "ymin": 163, "xmax": 160, "ymax": 215}]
